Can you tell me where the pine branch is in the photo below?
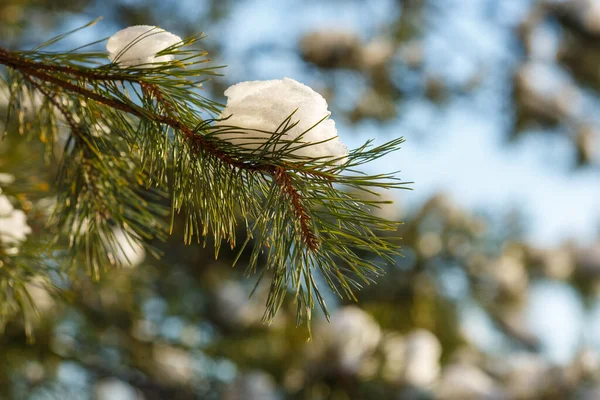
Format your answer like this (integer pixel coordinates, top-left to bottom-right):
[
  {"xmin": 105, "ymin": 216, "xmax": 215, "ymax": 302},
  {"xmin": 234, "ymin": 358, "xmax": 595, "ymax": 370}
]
[
  {"xmin": 1, "ymin": 49, "xmax": 340, "ymax": 253},
  {"xmin": 0, "ymin": 24, "xmax": 411, "ymax": 329}
]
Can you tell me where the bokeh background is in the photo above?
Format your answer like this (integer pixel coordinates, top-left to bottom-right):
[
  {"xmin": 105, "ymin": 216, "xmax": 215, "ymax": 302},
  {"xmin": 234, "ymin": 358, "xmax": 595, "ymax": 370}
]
[{"xmin": 2, "ymin": 0, "xmax": 600, "ymax": 399}]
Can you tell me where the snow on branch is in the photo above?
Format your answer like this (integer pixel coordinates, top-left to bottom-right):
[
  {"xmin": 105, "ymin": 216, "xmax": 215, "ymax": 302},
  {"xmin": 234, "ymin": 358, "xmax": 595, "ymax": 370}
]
[
  {"xmin": 214, "ymin": 78, "xmax": 348, "ymax": 164},
  {"xmin": 106, "ymin": 25, "xmax": 183, "ymax": 67},
  {"xmin": 0, "ymin": 21, "xmax": 410, "ymax": 330}
]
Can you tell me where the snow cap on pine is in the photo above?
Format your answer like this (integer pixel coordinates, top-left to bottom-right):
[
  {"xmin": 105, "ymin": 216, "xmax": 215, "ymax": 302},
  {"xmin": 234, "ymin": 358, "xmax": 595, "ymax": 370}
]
[
  {"xmin": 214, "ymin": 78, "xmax": 348, "ymax": 164},
  {"xmin": 107, "ymin": 25, "xmax": 182, "ymax": 67}
]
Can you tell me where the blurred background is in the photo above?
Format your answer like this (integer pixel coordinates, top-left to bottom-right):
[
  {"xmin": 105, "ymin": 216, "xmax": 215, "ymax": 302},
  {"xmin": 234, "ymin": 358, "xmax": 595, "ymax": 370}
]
[{"xmin": 2, "ymin": 0, "xmax": 600, "ymax": 398}]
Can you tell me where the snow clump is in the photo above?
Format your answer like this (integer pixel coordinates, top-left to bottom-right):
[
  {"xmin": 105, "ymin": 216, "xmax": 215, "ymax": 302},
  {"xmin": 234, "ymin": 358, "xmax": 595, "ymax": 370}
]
[
  {"xmin": 214, "ymin": 78, "xmax": 348, "ymax": 164},
  {"xmin": 107, "ymin": 25, "xmax": 182, "ymax": 67}
]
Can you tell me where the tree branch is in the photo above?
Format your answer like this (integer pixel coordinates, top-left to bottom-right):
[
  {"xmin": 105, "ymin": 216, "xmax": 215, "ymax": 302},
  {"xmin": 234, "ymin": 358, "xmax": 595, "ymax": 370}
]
[{"xmin": 0, "ymin": 47, "xmax": 323, "ymax": 251}]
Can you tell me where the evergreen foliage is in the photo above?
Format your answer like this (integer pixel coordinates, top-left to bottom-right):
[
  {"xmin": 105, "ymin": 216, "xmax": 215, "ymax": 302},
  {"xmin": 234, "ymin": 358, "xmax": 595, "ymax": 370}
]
[{"xmin": 0, "ymin": 20, "xmax": 409, "ymax": 331}]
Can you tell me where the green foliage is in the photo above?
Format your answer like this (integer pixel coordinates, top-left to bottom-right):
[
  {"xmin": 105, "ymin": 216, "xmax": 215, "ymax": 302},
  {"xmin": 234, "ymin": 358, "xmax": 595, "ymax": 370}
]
[{"xmin": 0, "ymin": 21, "xmax": 410, "ymax": 330}]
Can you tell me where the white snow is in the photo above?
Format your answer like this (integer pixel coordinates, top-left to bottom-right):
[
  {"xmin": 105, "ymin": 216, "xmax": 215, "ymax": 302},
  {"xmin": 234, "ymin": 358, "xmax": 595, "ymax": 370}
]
[
  {"xmin": 0, "ymin": 173, "xmax": 15, "ymax": 185},
  {"xmin": 106, "ymin": 25, "xmax": 182, "ymax": 67},
  {"xmin": 214, "ymin": 78, "xmax": 348, "ymax": 164},
  {"xmin": 0, "ymin": 191, "xmax": 12, "ymax": 215},
  {"xmin": 0, "ymin": 187, "xmax": 32, "ymax": 253}
]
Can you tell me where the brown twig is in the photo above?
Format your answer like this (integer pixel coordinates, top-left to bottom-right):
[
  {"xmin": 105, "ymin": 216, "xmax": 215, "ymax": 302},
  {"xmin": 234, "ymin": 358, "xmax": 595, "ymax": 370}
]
[
  {"xmin": 274, "ymin": 166, "xmax": 319, "ymax": 250},
  {"xmin": 20, "ymin": 73, "xmax": 80, "ymax": 134},
  {"xmin": 20, "ymin": 74, "xmax": 111, "ymax": 219}
]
